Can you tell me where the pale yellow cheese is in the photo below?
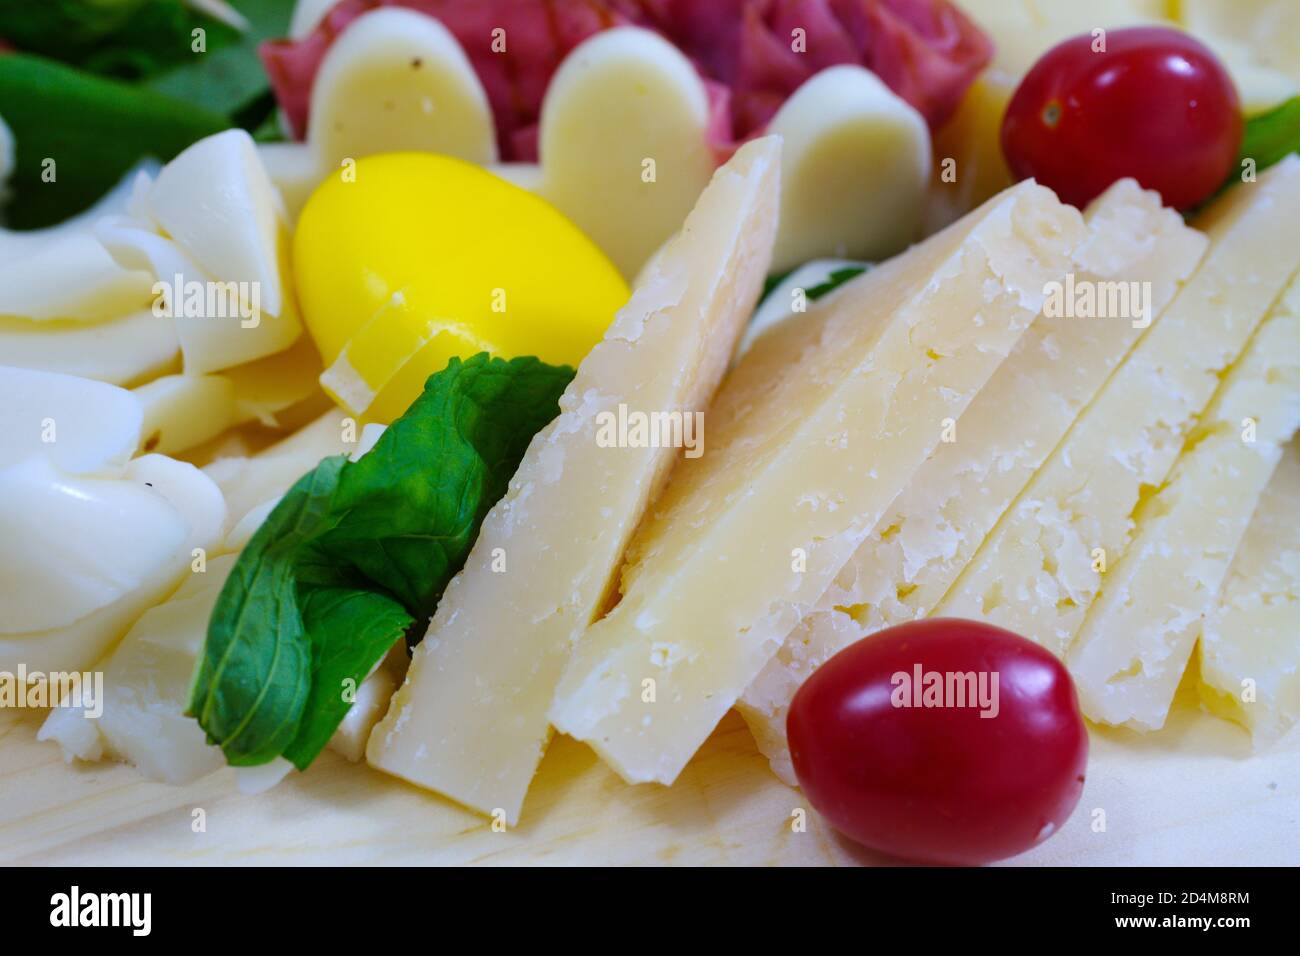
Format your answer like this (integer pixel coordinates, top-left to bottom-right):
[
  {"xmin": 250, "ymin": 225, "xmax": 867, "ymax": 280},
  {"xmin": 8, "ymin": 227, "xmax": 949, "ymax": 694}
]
[
  {"xmin": 739, "ymin": 179, "xmax": 1207, "ymax": 782},
  {"xmin": 549, "ymin": 179, "xmax": 1089, "ymax": 786},
  {"xmin": 1199, "ymin": 440, "xmax": 1300, "ymax": 744},
  {"xmin": 1069, "ymin": 274, "xmax": 1300, "ymax": 730},
  {"xmin": 366, "ymin": 137, "xmax": 782, "ymax": 824},
  {"xmin": 937, "ymin": 156, "xmax": 1300, "ymax": 657}
]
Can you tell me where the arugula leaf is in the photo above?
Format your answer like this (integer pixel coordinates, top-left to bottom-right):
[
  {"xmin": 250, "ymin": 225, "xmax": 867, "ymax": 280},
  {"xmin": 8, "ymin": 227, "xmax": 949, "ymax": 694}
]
[
  {"xmin": 189, "ymin": 354, "xmax": 575, "ymax": 770},
  {"xmin": 0, "ymin": 54, "xmax": 228, "ymax": 227},
  {"xmin": 1239, "ymin": 96, "xmax": 1300, "ymax": 172}
]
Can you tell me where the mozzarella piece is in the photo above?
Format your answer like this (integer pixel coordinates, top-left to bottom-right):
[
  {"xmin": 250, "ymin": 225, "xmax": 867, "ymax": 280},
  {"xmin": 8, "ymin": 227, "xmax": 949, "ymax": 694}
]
[
  {"xmin": 0, "ymin": 231, "xmax": 153, "ymax": 322},
  {"xmin": 0, "ymin": 366, "xmax": 142, "ymax": 474},
  {"xmin": 537, "ymin": 27, "xmax": 716, "ymax": 279},
  {"xmin": 937, "ymin": 156, "xmax": 1300, "ymax": 656},
  {"xmin": 738, "ymin": 180, "xmax": 1207, "ymax": 782},
  {"xmin": 549, "ymin": 179, "xmax": 1088, "ymax": 786},
  {"xmin": 0, "ymin": 310, "xmax": 179, "ymax": 387},
  {"xmin": 0, "ymin": 457, "xmax": 187, "ymax": 633},
  {"xmin": 1200, "ymin": 441, "xmax": 1300, "ymax": 744},
  {"xmin": 767, "ymin": 66, "xmax": 931, "ymax": 271},
  {"xmin": 257, "ymin": 141, "xmax": 325, "ymax": 224},
  {"xmin": 39, "ymin": 556, "xmax": 236, "ymax": 785},
  {"xmin": 134, "ymin": 375, "xmax": 239, "ymax": 457},
  {"xmin": 0, "ymin": 454, "xmax": 225, "ymax": 673},
  {"xmin": 1068, "ymin": 275, "xmax": 1300, "ymax": 730},
  {"xmin": 367, "ymin": 137, "xmax": 782, "ymax": 823},
  {"xmin": 308, "ymin": 8, "xmax": 496, "ymax": 171},
  {"xmin": 143, "ymin": 129, "xmax": 289, "ymax": 319}
]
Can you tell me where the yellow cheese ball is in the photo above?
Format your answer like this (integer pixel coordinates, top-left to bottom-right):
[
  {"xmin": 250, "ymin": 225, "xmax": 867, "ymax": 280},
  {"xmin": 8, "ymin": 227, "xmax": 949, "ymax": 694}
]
[{"xmin": 294, "ymin": 153, "xmax": 628, "ymax": 422}]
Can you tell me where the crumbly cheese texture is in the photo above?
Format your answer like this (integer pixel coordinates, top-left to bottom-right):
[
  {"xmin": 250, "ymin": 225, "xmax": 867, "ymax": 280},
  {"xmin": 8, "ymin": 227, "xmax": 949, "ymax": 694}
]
[
  {"xmin": 739, "ymin": 180, "xmax": 1207, "ymax": 783},
  {"xmin": 1069, "ymin": 274, "xmax": 1300, "ymax": 730},
  {"xmin": 365, "ymin": 137, "xmax": 782, "ymax": 824},
  {"xmin": 549, "ymin": 179, "xmax": 1089, "ymax": 786},
  {"xmin": 1199, "ymin": 440, "xmax": 1300, "ymax": 744},
  {"xmin": 937, "ymin": 156, "xmax": 1300, "ymax": 658}
]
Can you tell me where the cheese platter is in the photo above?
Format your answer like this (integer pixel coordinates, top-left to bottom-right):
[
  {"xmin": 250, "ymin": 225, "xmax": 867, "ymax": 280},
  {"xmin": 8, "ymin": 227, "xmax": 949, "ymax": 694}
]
[{"xmin": 1, "ymin": 0, "xmax": 1299, "ymax": 869}]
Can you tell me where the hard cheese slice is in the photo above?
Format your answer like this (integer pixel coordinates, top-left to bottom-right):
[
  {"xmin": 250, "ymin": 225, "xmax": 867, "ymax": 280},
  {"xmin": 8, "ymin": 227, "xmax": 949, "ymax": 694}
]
[
  {"xmin": 738, "ymin": 179, "xmax": 1208, "ymax": 782},
  {"xmin": 936, "ymin": 156, "xmax": 1300, "ymax": 657},
  {"xmin": 365, "ymin": 137, "xmax": 782, "ymax": 824},
  {"xmin": 550, "ymin": 178, "xmax": 1089, "ymax": 786},
  {"xmin": 1199, "ymin": 440, "xmax": 1300, "ymax": 744},
  {"xmin": 1068, "ymin": 273, "xmax": 1300, "ymax": 730}
]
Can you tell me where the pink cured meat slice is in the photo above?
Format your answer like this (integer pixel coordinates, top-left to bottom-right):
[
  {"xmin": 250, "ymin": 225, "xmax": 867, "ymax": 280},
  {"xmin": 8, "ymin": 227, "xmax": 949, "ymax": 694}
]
[{"xmin": 260, "ymin": 0, "xmax": 991, "ymax": 162}]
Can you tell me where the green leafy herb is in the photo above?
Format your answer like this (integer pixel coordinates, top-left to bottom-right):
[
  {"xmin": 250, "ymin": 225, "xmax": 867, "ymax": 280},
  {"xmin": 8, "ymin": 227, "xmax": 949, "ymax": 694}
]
[
  {"xmin": 1195, "ymin": 96, "xmax": 1300, "ymax": 216},
  {"xmin": 145, "ymin": 0, "xmax": 293, "ymax": 127},
  {"xmin": 0, "ymin": 54, "xmax": 228, "ymax": 227},
  {"xmin": 189, "ymin": 354, "xmax": 575, "ymax": 770},
  {"xmin": 1239, "ymin": 96, "xmax": 1300, "ymax": 173},
  {"xmin": 805, "ymin": 266, "xmax": 868, "ymax": 300}
]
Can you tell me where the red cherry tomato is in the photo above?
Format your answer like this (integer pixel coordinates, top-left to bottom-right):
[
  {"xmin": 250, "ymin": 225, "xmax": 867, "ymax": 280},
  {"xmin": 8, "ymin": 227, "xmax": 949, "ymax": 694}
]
[
  {"xmin": 1001, "ymin": 26, "xmax": 1241, "ymax": 210},
  {"xmin": 787, "ymin": 618, "xmax": 1088, "ymax": 865}
]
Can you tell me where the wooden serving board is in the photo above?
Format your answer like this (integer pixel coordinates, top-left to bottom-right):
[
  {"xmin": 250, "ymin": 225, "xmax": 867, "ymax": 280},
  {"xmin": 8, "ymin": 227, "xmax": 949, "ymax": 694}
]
[{"xmin": 2, "ymin": 685, "xmax": 1297, "ymax": 866}]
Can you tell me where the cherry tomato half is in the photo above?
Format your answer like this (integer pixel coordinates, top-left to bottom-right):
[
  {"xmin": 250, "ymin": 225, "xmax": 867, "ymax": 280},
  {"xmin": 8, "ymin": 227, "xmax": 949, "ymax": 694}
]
[
  {"xmin": 1001, "ymin": 26, "xmax": 1241, "ymax": 210},
  {"xmin": 787, "ymin": 619, "xmax": 1088, "ymax": 865}
]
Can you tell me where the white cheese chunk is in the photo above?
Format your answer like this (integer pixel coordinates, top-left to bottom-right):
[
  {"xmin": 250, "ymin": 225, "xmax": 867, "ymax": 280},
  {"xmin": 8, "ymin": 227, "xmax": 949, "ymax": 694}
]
[
  {"xmin": 549, "ymin": 178, "xmax": 1089, "ymax": 786},
  {"xmin": 738, "ymin": 179, "xmax": 1207, "ymax": 782},
  {"xmin": 937, "ymin": 156, "xmax": 1300, "ymax": 657},
  {"xmin": 1199, "ymin": 440, "xmax": 1300, "ymax": 743},
  {"xmin": 366, "ymin": 137, "xmax": 782, "ymax": 824},
  {"xmin": 1068, "ymin": 273, "xmax": 1300, "ymax": 730}
]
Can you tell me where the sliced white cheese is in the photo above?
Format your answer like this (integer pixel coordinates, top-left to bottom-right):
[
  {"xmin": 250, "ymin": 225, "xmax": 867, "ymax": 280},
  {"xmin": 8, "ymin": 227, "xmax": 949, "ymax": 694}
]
[
  {"xmin": 308, "ymin": 8, "xmax": 497, "ymax": 171},
  {"xmin": 537, "ymin": 27, "xmax": 716, "ymax": 279},
  {"xmin": 367, "ymin": 137, "xmax": 783, "ymax": 824},
  {"xmin": 256, "ymin": 141, "xmax": 325, "ymax": 224},
  {"xmin": 0, "ymin": 231, "xmax": 154, "ymax": 322},
  {"xmin": 142, "ymin": 129, "xmax": 288, "ymax": 319},
  {"xmin": 738, "ymin": 179, "xmax": 1208, "ymax": 782},
  {"xmin": 740, "ymin": 258, "xmax": 868, "ymax": 361},
  {"xmin": 0, "ymin": 457, "xmax": 188, "ymax": 633},
  {"xmin": 549, "ymin": 178, "xmax": 1089, "ymax": 786},
  {"xmin": 134, "ymin": 375, "xmax": 239, "ymax": 457},
  {"xmin": 0, "ymin": 309, "xmax": 179, "ymax": 387},
  {"xmin": 1068, "ymin": 274, "xmax": 1300, "ymax": 730},
  {"xmin": 936, "ymin": 156, "xmax": 1300, "ymax": 657},
  {"xmin": 1199, "ymin": 440, "xmax": 1300, "ymax": 743},
  {"xmin": 0, "ymin": 454, "xmax": 225, "ymax": 673},
  {"xmin": 0, "ymin": 366, "xmax": 142, "ymax": 475},
  {"xmin": 39, "ymin": 555, "xmax": 236, "ymax": 785},
  {"xmin": 767, "ymin": 65, "xmax": 931, "ymax": 272}
]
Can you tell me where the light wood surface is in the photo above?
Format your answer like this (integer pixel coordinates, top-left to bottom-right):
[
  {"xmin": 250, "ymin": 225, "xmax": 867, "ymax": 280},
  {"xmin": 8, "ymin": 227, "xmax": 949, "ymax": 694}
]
[{"xmin": 2, "ymin": 681, "xmax": 1297, "ymax": 866}]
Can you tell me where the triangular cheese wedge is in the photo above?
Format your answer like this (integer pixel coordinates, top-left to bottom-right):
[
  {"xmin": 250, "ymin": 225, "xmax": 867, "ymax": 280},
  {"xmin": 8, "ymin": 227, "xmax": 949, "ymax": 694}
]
[
  {"xmin": 549, "ymin": 177, "xmax": 1090, "ymax": 786},
  {"xmin": 937, "ymin": 156, "xmax": 1300, "ymax": 658},
  {"xmin": 738, "ymin": 179, "xmax": 1207, "ymax": 783},
  {"xmin": 366, "ymin": 136, "xmax": 783, "ymax": 824}
]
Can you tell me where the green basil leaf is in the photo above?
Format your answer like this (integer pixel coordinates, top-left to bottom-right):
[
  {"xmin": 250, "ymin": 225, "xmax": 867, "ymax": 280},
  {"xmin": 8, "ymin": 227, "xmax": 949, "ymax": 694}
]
[
  {"xmin": 190, "ymin": 455, "xmax": 346, "ymax": 766},
  {"xmin": 190, "ymin": 354, "xmax": 575, "ymax": 770}
]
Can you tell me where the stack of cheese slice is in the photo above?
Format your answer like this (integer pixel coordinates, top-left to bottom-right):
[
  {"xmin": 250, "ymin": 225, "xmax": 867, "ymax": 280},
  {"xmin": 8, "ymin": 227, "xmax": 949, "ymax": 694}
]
[
  {"xmin": 549, "ymin": 176, "xmax": 1093, "ymax": 786},
  {"xmin": 1199, "ymin": 440, "xmax": 1300, "ymax": 743},
  {"xmin": 366, "ymin": 136, "xmax": 782, "ymax": 824},
  {"xmin": 738, "ymin": 179, "xmax": 1208, "ymax": 782},
  {"xmin": 1068, "ymin": 265, "xmax": 1300, "ymax": 730},
  {"xmin": 936, "ymin": 157, "xmax": 1300, "ymax": 717}
]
